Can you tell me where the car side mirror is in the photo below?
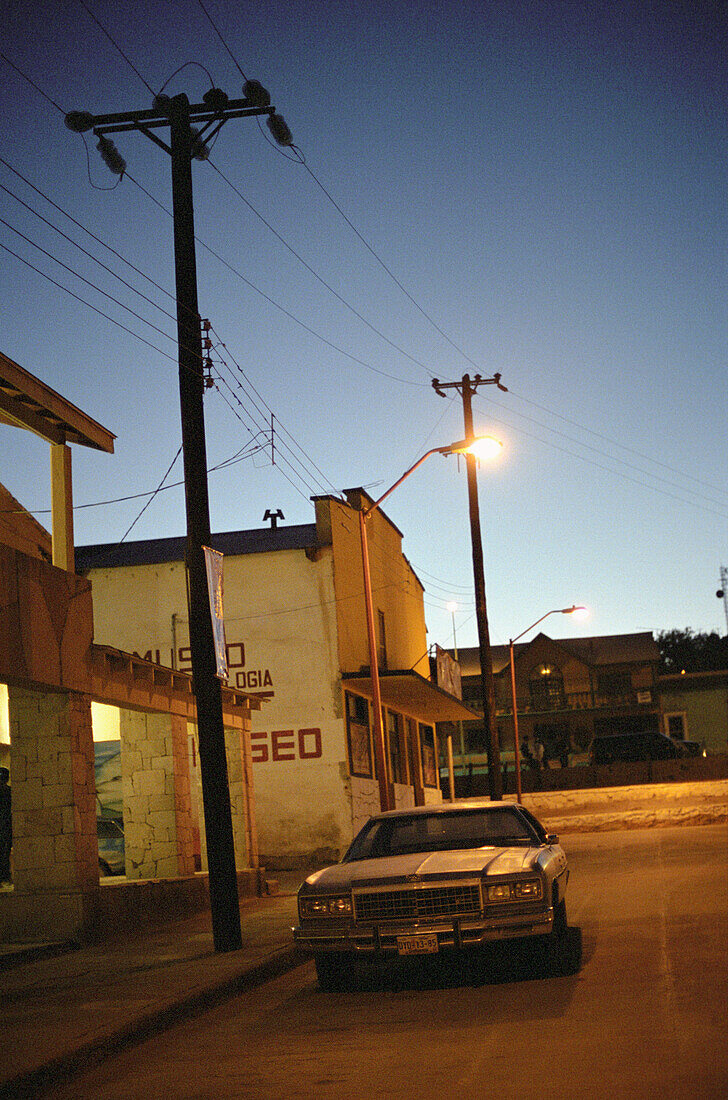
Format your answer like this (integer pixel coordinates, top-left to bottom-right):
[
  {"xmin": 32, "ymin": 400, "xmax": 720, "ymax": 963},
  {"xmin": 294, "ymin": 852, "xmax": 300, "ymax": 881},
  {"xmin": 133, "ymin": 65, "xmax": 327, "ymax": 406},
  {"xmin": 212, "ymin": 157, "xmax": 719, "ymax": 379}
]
[{"xmin": 545, "ymin": 834, "xmax": 559, "ymax": 846}]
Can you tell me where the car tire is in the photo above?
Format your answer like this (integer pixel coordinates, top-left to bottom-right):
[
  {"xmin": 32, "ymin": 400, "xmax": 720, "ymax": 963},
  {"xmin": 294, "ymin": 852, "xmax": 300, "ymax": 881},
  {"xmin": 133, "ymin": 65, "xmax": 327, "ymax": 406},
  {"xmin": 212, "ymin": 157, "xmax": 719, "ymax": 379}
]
[{"xmin": 314, "ymin": 953, "xmax": 348, "ymax": 991}]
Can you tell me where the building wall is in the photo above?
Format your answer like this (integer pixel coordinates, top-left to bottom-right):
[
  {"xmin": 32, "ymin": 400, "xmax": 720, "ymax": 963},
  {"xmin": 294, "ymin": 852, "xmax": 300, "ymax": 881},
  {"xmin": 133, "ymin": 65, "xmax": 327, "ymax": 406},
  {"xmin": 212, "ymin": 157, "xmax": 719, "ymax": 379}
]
[
  {"xmin": 323, "ymin": 494, "xmax": 429, "ymax": 677},
  {"xmin": 659, "ymin": 678, "xmax": 728, "ymax": 754},
  {"xmin": 86, "ymin": 541, "xmax": 352, "ymax": 867}
]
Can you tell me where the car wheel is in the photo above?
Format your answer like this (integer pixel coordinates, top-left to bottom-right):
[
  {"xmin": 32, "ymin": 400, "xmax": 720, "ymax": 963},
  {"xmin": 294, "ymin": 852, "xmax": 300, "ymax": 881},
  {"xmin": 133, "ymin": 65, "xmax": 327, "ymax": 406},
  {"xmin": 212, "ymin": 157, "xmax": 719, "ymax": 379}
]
[{"xmin": 314, "ymin": 953, "xmax": 348, "ymax": 991}]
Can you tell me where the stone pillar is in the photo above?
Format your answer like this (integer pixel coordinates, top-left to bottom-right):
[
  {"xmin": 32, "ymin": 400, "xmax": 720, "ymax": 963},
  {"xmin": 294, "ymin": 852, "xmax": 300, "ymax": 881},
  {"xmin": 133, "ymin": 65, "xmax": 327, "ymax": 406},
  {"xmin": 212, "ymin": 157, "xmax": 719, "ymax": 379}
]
[
  {"xmin": 225, "ymin": 726, "xmax": 251, "ymax": 869},
  {"xmin": 7, "ymin": 687, "xmax": 97, "ymax": 895},
  {"xmin": 120, "ymin": 710, "xmax": 195, "ymax": 879}
]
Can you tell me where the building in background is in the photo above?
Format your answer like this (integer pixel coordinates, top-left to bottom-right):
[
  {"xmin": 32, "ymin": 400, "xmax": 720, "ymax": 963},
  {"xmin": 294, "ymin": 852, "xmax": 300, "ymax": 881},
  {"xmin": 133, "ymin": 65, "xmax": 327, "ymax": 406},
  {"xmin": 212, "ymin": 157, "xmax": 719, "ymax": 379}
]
[
  {"xmin": 77, "ymin": 491, "xmax": 475, "ymax": 868},
  {"xmin": 448, "ymin": 631, "xmax": 727, "ymax": 782}
]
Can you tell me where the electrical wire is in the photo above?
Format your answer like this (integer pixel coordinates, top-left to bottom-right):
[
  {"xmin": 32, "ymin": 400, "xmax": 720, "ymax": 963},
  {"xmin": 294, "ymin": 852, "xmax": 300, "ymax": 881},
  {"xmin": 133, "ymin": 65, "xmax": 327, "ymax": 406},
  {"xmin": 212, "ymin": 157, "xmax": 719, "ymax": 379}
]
[
  {"xmin": 472, "ymin": 393, "xmax": 728, "ymax": 520},
  {"xmin": 75, "ymin": 0, "xmax": 156, "ymax": 97},
  {"xmin": 207, "ymin": 160, "xmax": 435, "ymax": 378}
]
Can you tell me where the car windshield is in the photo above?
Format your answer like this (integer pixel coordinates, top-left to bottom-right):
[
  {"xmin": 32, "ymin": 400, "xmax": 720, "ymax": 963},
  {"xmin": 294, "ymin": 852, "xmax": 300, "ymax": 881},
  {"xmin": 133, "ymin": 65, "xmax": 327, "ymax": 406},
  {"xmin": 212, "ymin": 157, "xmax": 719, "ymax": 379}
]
[{"xmin": 344, "ymin": 808, "xmax": 536, "ymax": 862}]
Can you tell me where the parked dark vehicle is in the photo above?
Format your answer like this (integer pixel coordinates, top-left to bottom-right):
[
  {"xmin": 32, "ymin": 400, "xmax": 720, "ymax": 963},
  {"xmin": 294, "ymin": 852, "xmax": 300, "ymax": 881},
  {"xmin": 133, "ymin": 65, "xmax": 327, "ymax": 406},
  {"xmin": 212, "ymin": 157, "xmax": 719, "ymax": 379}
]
[
  {"xmin": 591, "ymin": 731, "xmax": 684, "ymax": 764},
  {"xmin": 675, "ymin": 740, "xmax": 703, "ymax": 757}
]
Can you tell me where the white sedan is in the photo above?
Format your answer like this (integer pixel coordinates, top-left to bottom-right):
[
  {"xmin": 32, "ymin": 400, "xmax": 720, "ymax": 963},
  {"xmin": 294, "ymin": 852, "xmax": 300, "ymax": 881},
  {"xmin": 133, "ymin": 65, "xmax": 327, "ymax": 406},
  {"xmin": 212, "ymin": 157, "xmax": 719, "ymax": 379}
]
[{"xmin": 293, "ymin": 801, "xmax": 579, "ymax": 988}]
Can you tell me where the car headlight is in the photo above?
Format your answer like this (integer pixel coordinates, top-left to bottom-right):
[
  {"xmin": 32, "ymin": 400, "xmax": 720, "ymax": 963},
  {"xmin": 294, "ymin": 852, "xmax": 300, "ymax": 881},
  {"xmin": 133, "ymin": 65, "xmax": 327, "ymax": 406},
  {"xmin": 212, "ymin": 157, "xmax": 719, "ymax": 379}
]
[
  {"xmin": 486, "ymin": 879, "xmax": 542, "ymax": 902},
  {"xmin": 299, "ymin": 894, "xmax": 353, "ymax": 918}
]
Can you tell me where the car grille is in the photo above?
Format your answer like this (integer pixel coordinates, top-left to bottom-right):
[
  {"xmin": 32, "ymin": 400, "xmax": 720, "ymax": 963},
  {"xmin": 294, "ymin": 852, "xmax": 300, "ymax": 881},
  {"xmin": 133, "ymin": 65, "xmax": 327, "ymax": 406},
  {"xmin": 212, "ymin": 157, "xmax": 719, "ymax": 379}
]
[{"xmin": 354, "ymin": 882, "xmax": 482, "ymax": 923}]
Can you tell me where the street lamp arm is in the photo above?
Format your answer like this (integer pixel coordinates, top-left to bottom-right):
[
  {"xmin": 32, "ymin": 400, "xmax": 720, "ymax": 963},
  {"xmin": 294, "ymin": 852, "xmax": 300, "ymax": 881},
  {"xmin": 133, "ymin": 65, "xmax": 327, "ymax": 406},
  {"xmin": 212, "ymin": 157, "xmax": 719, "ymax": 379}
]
[
  {"xmin": 363, "ymin": 446, "xmax": 451, "ymax": 517},
  {"xmin": 510, "ymin": 605, "xmax": 582, "ymax": 646}
]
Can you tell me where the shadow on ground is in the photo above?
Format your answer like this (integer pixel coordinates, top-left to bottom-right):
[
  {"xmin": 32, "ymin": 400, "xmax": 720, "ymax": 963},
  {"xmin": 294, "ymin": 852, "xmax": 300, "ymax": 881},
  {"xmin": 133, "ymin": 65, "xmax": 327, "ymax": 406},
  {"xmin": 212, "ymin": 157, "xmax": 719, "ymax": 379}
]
[{"xmin": 316, "ymin": 927, "xmax": 583, "ymax": 993}]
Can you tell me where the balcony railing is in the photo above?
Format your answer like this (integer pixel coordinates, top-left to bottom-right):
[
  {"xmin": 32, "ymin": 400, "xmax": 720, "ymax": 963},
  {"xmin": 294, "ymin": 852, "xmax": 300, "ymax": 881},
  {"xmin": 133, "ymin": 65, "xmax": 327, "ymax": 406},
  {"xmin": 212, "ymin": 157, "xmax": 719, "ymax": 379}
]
[{"xmin": 487, "ymin": 688, "xmax": 656, "ymax": 718}]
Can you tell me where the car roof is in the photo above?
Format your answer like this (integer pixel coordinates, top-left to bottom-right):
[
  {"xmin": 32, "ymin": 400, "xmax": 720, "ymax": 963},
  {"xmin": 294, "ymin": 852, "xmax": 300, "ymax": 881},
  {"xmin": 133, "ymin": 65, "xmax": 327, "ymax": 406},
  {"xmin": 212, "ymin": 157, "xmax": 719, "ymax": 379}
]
[{"xmin": 370, "ymin": 800, "xmax": 523, "ymax": 821}]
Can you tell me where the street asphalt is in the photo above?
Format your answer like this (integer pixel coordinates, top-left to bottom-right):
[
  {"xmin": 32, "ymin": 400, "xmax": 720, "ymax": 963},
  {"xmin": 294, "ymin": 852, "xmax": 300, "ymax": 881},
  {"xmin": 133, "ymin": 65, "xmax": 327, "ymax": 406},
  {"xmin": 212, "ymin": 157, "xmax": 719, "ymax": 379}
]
[{"xmin": 1, "ymin": 780, "xmax": 726, "ymax": 1099}]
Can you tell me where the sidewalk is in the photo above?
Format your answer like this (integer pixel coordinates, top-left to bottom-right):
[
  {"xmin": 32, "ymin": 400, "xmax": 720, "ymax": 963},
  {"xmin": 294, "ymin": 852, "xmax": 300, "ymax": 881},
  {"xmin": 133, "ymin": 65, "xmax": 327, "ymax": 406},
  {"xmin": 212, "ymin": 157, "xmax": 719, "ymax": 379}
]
[
  {"xmin": 0, "ymin": 885, "xmax": 304, "ymax": 1100},
  {"xmin": 1, "ymin": 781, "xmax": 726, "ymax": 1098}
]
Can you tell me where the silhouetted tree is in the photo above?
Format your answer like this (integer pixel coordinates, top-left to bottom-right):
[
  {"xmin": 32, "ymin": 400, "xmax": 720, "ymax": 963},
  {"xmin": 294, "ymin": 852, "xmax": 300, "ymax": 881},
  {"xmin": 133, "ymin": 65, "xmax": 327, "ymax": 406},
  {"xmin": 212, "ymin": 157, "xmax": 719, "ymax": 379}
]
[{"xmin": 657, "ymin": 629, "xmax": 728, "ymax": 673}]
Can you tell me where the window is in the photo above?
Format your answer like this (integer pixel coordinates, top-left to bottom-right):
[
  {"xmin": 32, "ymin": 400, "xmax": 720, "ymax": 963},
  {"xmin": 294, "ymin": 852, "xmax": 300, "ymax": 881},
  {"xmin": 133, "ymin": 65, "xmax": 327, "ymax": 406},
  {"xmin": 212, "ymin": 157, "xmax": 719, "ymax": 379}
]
[
  {"xmin": 666, "ymin": 713, "xmax": 687, "ymax": 740},
  {"xmin": 387, "ymin": 710, "xmax": 406, "ymax": 785},
  {"xmin": 529, "ymin": 665, "xmax": 565, "ymax": 709},
  {"xmin": 345, "ymin": 692, "xmax": 372, "ymax": 778},
  {"xmin": 597, "ymin": 671, "xmax": 632, "ymax": 696},
  {"xmin": 345, "ymin": 808, "xmax": 536, "ymax": 861},
  {"xmin": 419, "ymin": 724, "xmax": 438, "ymax": 787}
]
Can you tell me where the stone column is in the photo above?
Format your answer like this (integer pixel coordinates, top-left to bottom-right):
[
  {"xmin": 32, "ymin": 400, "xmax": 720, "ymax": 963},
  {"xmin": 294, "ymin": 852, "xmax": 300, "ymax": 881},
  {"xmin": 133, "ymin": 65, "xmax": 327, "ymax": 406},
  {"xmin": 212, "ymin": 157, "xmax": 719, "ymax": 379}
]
[
  {"xmin": 224, "ymin": 726, "xmax": 251, "ymax": 869},
  {"xmin": 7, "ymin": 687, "xmax": 97, "ymax": 924},
  {"xmin": 120, "ymin": 710, "xmax": 195, "ymax": 879}
]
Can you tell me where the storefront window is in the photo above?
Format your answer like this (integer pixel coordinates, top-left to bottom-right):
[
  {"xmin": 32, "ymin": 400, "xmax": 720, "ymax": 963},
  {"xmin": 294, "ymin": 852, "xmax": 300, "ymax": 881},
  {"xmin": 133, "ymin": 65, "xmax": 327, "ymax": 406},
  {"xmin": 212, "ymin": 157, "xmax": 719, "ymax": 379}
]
[
  {"xmin": 419, "ymin": 723, "xmax": 438, "ymax": 787},
  {"xmin": 345, "ymin": 692, "xmax": 373, "ymax": 778}
]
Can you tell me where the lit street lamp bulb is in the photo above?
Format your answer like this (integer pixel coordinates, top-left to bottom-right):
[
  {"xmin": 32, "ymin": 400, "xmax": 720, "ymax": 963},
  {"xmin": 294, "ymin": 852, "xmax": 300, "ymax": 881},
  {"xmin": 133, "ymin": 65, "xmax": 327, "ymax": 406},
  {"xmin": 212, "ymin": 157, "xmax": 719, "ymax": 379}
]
[
  {"xmin": 446, "ymin": 601, "xmax": 458, "ymax": 613},
  {"xmin": 468, "ymin": 435, "xmax": 503, "ymax": 461}
]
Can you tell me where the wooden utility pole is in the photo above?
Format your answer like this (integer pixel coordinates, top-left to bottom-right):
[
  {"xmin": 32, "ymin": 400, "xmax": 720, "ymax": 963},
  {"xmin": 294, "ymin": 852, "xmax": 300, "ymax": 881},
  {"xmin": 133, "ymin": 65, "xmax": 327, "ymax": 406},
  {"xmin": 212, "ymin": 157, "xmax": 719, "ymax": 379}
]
[
  {"xmin": 65, "ymin": 85, "xmax": 291, "ymax": 951},
  {"xmin": 432, "ymin": 373, "xmax": 507, "ymax": 801}
]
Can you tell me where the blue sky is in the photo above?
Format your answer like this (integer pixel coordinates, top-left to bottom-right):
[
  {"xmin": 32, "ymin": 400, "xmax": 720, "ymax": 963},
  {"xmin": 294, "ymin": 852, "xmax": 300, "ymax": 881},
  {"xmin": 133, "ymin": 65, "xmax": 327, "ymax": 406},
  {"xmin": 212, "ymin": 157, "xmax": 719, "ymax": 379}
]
[{"xmin": 1, "ymin": 0, "xmax": 726, "ymax": 651}]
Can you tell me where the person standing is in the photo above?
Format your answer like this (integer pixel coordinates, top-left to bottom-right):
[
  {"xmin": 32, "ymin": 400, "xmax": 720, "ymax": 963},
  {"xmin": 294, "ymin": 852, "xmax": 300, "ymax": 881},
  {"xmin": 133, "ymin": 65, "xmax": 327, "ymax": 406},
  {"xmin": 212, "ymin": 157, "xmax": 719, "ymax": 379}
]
[{"xmin": 0, "ymin": 767, "xmax": 11, "ymax": 884}]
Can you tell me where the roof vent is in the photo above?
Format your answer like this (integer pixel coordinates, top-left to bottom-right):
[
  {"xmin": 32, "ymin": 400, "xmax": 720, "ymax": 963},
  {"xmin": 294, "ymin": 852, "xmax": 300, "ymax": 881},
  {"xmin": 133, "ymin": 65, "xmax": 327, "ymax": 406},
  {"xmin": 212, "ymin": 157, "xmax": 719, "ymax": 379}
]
[{"xmin": 263, "ymin": 509, "xmax": 284, "ymax": 529}]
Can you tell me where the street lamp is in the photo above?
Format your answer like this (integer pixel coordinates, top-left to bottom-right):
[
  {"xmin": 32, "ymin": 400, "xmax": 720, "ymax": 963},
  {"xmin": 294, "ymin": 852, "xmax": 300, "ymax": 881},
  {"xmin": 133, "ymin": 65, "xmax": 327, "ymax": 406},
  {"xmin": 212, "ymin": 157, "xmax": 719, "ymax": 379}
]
[
  {"xmin": 359, "ymin": 437, "xmax": 502, "ymax": 812},
  {"xmin": 509, "ymin": 605, "xmax": 587, "ymax": 803}
]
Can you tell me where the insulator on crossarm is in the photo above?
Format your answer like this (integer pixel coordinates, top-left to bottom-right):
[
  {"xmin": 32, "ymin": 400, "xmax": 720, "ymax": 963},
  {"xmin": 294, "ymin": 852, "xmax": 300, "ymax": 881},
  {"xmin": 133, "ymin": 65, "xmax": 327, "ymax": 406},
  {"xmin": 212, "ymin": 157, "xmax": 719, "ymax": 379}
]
[
  {"xmin": 266, "ymin": 112, "xmax": 293, "ymax": 146},
  {"xmin": 190, "ymin": 127, "xmax": 210, "ymax": 161},
  {"xmin": 242, "ymin": 80, "xmax": 271, "ymax": 108},
  {"xmin": 203, "ymin": 88, "xmax": 229, "ymax": 111},
  {"xmin": 152, "ymin": 93, "xmax": 172, "ymax": 115},
  {"xmin": 96, "ymin": 135, "xmax": 126, "ymax": 177},
  {"xmin": 65, "ymin": 111, "xmax": 94, "ymax": 132}
]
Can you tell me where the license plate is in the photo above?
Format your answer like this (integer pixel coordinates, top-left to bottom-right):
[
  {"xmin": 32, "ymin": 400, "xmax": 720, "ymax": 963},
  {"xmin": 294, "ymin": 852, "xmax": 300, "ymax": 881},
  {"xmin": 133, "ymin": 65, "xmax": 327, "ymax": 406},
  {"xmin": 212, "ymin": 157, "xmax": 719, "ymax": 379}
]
[{"xmin": 396, "ymin": 933, "xmax": 439, "ymax": 956}]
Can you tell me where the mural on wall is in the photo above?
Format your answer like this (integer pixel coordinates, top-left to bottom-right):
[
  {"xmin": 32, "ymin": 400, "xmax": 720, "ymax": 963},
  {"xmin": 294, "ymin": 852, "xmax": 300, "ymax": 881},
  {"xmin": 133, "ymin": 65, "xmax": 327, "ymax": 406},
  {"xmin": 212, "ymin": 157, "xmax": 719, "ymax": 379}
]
[{"xmin": 94, "ymin": 740, "xmax": 122, "ymax": 820}]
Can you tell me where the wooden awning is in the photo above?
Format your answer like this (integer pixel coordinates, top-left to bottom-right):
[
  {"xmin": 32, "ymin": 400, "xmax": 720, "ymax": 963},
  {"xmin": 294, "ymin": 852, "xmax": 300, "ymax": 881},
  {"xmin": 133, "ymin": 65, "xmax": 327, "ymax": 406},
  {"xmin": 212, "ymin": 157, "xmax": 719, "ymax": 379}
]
[
  {"xmin": 0, "ymin": 351, "xmax": 115, "ymax": 451},
  {"xmin": 341, "ymin": 669, "xmax": 479, "ymax": 723}
]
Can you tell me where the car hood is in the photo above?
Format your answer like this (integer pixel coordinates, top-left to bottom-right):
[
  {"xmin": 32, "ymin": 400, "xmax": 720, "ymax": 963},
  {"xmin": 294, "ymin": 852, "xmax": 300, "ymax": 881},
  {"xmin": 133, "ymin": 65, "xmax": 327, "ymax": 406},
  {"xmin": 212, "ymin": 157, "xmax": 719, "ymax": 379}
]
[{"xmin": 303, "ymin": 847, "xmax": 541, "ymax": 890}]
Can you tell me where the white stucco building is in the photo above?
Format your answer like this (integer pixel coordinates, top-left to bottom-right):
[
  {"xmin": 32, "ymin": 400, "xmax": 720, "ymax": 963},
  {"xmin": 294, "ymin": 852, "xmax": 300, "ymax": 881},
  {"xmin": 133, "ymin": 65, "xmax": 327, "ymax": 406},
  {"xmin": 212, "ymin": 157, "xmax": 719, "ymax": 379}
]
[{"xmin": 77, "ymin": 490, "xmax": 475, "ymax": 868}]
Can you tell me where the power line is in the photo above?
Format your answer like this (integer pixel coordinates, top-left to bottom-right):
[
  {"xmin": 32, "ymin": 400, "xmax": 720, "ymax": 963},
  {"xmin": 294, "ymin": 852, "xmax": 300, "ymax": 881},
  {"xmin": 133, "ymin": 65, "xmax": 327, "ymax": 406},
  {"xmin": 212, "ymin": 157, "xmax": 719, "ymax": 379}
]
[
  {"xmin": 0, "ymin": 239, "xmax": 178, "ymax": 362},
  {"xmin": 0, "ymin": 180, "xmax": 178, "ymax": 327},
  {"xmin": 473, "ymin": 392, "xmax": 728, "ymax": 519},
  {"xmin": 207, "ymin": 160, "xmax": 435, "ymax": 377},
  {"xmin": 504, "ymin": 385, "xmax": 728, "ymax": 499},
  {"xmin": 126, "ymin": 171, "xmax": 421, "ymax": 386},
  {"xmin": 192, "ymin": 0, "xmax": 483, "ymax": 373},
  {"xmin": 75, "ymin": 0, "xmax": 156, "ymax": 96},
  {"xmin": 0, "ymin": 217, "xmax": 176, "ymax": 345}
]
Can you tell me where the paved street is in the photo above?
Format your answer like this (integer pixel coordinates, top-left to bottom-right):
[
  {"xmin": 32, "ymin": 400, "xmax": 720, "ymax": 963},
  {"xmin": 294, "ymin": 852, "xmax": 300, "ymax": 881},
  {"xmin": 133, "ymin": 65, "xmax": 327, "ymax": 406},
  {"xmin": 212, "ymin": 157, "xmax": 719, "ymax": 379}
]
[{"xmin": 45, "ymin": 825, "xmax": 727, "ymax": 1100}]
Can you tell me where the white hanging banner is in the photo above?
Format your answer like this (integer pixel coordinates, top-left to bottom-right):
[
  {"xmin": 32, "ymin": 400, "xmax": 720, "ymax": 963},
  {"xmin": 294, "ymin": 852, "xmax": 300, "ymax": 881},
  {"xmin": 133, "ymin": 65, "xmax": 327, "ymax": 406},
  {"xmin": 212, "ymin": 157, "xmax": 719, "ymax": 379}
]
[{"xmin": 203, "ymin": 546, "xmax": 228, "ymax": 679}]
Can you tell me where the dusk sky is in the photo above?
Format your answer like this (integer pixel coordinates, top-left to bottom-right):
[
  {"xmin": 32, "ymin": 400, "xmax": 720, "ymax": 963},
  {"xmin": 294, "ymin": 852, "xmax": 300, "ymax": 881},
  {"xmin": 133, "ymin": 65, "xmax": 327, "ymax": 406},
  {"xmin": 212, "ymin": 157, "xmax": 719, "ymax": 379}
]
[{"xmin": 1, "ymin": 0, "xmax": 726, "ymax": 652}]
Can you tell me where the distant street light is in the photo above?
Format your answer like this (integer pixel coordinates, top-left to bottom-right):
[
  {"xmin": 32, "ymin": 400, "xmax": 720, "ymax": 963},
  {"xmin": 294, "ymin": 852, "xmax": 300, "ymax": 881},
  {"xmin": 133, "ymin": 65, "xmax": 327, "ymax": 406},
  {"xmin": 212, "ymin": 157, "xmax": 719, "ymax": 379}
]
[
  {"xmin": 360, "ymin": 437, "xmax": 502, "ymax": 812},
  {"xmin": 509, "ymin": 605, "xmax": 587, "ymax": 803}
]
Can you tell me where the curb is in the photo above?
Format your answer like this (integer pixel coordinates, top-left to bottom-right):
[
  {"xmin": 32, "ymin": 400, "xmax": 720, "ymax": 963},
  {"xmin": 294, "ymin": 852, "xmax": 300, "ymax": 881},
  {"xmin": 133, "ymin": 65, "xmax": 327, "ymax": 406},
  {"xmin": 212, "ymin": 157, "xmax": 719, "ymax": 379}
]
[
  {"xmin": 545, "ymin": 807, "xmax": 728, "ymax": 834},
  {"xmin": 0, "ymin": 946, "xmax": 307, "ymax": 1100}
]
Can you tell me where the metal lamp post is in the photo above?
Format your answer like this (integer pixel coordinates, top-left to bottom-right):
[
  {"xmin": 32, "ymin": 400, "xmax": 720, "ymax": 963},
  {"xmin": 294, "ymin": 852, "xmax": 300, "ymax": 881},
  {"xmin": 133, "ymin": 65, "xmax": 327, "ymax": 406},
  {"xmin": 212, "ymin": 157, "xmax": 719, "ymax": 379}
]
[
  {"xmin": 359, "ymin": 437, "xmax": 501, "ymax": 812},
  {"xmin": 509, "ymin": 605, "xmax": 586, "ymax": 802}
]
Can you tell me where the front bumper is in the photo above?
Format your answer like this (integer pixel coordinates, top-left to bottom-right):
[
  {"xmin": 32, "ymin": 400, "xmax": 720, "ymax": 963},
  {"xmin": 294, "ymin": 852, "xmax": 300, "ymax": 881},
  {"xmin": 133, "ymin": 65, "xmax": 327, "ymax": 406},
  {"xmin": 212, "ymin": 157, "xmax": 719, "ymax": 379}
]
[{"xmin": 293, "ymin": 906, "xmax": 554, "ymax": 955}]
